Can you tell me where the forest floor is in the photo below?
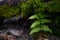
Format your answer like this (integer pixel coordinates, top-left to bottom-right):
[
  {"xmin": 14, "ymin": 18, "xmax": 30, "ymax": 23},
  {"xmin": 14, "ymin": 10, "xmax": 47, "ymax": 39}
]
[{"xmin": 38, "ymin": 34, "xmax": 60, "ymax": 40}]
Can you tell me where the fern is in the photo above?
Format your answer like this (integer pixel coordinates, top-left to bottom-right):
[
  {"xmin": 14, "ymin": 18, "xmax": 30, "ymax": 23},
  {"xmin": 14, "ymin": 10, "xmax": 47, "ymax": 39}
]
[{"xmin": 29, "ymin": 14, "xmax": 52, "ymax": 35}]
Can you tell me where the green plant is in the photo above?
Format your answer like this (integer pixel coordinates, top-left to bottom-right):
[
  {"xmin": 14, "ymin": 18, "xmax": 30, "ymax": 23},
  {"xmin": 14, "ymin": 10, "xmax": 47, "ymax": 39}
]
[{"xmin": 29, "ymin": 14, "xmax": 52, "ymax": 35}]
